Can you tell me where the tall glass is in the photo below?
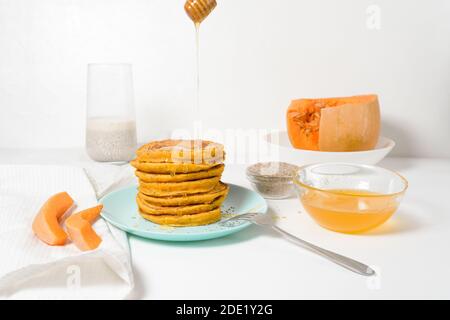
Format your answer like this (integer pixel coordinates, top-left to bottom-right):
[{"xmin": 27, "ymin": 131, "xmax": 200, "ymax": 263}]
[{"xmin": 86, "ymin": 64, "xmax": 137, "ymax": 162}]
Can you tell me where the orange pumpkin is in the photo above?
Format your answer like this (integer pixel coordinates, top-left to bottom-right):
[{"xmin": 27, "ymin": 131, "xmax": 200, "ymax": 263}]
[{"xmin": 286, "ymin": 95, "xmax": 380, "ymax": 152}]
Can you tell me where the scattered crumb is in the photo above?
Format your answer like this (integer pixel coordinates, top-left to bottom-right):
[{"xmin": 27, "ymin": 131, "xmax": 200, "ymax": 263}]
[{"xmin": 223, "ymin": 206, "xmax": 236, "ymax": 215}]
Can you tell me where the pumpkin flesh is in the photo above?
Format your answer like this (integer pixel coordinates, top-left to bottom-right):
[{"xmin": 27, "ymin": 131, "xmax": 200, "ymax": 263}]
[{"xmin": 287, "ymin": 95, "xmax": 380, "ymax": 152}]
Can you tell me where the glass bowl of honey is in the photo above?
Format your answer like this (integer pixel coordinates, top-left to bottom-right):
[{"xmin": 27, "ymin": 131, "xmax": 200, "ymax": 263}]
[{"xmin": 294, "ymin": 163, "xmax": 408, "ymax": 234}]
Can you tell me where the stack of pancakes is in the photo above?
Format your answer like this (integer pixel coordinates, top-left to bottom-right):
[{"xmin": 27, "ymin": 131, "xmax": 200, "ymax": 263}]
[{"xmin": 131, "ymin": 140, "xmax": 228, "ymax": 227}]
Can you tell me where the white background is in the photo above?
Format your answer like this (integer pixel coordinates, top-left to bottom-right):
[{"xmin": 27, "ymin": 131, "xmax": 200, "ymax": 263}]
[{"xmin": 0, "ymin": 0, "xmax": 449, "ymax": 157}]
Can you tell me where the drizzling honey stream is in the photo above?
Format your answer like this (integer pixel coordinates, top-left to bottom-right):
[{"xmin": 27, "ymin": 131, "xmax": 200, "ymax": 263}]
[{"xmin": 184, "ymin": 0, "xmax": 217, "ymax": 118}]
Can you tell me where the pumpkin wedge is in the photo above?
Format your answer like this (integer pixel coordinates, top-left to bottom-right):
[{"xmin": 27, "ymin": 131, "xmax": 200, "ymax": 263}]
[
  {"xmin": 287, "ymin": 94, "xmax": 380, "ymax": 151},
  {"xmin": 65, "ymin": 205, "xmax": 103, "ymax": 251},
  {"xmin": 32, "ymin": 192, "xmax": 74, "ymax": 245}
]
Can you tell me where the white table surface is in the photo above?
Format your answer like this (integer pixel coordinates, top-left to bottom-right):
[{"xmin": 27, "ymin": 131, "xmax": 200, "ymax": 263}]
[{"xmin": 1, "ymin": 148, "xmax": 450, "ymax": 299}]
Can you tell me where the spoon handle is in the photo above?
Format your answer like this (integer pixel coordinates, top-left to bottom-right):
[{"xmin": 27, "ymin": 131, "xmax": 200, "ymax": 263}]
[{"xmin": 271, "ymin": 225, "xmax": 375, "ymax": 276}]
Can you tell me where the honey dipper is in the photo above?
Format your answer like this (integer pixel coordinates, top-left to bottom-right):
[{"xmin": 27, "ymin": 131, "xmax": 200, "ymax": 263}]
[{"xmin": 184, "ymin": 0, "xmax": 217, "ymax": 24}]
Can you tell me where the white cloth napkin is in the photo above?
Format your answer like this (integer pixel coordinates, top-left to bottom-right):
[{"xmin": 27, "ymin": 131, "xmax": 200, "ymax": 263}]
[{"xmin": 0, "ymin": 164, "xmax": 135, "ymax": 299}]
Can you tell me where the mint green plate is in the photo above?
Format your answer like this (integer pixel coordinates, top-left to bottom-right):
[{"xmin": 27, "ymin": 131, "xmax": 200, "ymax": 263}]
[{"xmin": 100, "ymin": 184, "xmax": 267, "ymax": 241}]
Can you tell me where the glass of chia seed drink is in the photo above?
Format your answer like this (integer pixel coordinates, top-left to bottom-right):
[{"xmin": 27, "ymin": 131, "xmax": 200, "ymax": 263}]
[{"xmin": 86, "ymin": 63, "xmax": 137, "ymax": 163}]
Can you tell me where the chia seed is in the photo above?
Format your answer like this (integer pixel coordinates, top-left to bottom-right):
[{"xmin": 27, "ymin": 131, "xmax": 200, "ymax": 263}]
[
  {"xmin": 246, "ymin": 162, "xmax": 300, "ymax": 199},
  {"xmin": 86, "ymin": 117, "xmax": 137, "ymax": 162}
]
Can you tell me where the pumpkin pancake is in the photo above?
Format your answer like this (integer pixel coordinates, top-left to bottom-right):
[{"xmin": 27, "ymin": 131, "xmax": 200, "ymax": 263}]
[
  {"xmin": 130, "ymin": 160, "xmax": 216, "ymax": 174},
  {"xmin": 139, "ymin": 176, "xmax": 220, "ymax": 197},
  {"xmin": 139, "ymin": 208, "xmax": 221, "ymax": 226},
  {"xmin": 138, "ymin": 182, "xmax": 229, "ymax": 207},
  {"xmin": 135, "ymin": 164, "xmax": 224, "ymax": 183},
  {"xmin": 136, "ymin": 139, "xmax": 225, "ymax": 164},
  {"xmin": 137, "ymin": 193, "xmax": 225, "ymax": 215}
]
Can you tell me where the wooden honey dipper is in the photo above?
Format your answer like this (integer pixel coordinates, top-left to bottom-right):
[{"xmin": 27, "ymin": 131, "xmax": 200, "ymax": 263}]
[{"xmin": 184, "ymin": 0, "xmax": 217, "ymax": 24}]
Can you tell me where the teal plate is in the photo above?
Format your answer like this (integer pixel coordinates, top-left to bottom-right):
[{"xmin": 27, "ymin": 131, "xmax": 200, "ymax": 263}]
[{"xmin": 100, "ymin": 184, "xmax": 267, "ymax": 241}]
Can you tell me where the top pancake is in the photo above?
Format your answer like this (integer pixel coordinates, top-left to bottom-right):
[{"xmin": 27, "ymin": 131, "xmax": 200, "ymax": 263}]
[{"xmin": 135, "ymin": 139, "xmax": 225, "ymax": 164}]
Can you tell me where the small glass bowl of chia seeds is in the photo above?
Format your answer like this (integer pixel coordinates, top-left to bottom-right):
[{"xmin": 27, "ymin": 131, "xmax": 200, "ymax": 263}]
[{"xmin": 246, "ymin": 162, "xmax": 300, "ymax": 199}]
